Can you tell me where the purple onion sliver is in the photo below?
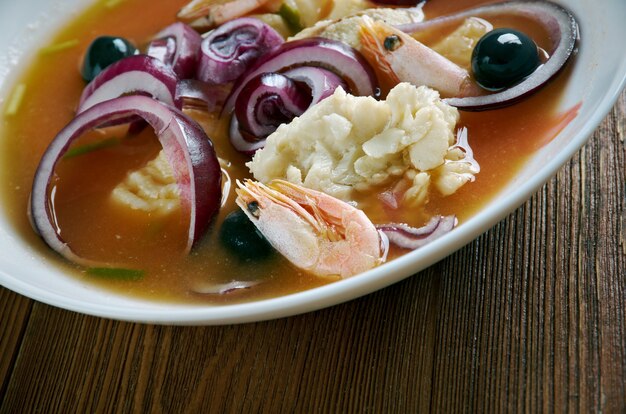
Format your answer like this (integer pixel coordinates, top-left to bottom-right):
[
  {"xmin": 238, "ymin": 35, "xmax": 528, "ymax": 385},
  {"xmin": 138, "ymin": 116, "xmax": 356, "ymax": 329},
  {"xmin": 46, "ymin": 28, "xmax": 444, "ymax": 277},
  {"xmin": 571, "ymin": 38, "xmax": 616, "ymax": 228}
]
[
  {"xmin": 377, "ymin": 215, "xmax": 458, "ymax": 250},
  {"xmin": 146, "ymin": 37, "xmax": 177, "ymax": 67},
  {"xmin": 283, "ymin": 66, "xmax": 347, "ymax": 105},
  {"xmin": 31, "ymin": 95, "xmax": 221, "ymax": 265},
  {"xmin": 176, "ymin": 79, "xmax": 231, "ymax": 112},
  {"xmin": 77, "ymin": 55, "xmax": 181, "ymax": 113},
  {"xmin": 235, "ymin": 72, "xmax": 310, "ymax": 140},
  {"xmin": 193, "ymin": 280, "xmax": 260, "ymax": 295},
  {"xmin": 229, "ymin": 68, "xmax": 345, "ymax": 152},
  {"xmin": 197, "ymin": 17, "xmax": 284, "ymax": 85},
  {"xmin": 227, "ymin": 64, "xmax": 350, "ymax": 154},
  {"xmin": 223, "ymin": 37, "xmax": 378, "ymax": 115},
  {"xmin": 396, "ymin": 1, "xmax": 578, "ymax": 111},
  {"xmin": 229, "ymin": 117, "xmax": 266, "ymax": 155},
  {"xmin": 150, "ymin": 22, "xmax": 202, "ymax": 79},
  {"xmin": 452, "ymin": 127, "xmax": 480, "ymax": 174}
]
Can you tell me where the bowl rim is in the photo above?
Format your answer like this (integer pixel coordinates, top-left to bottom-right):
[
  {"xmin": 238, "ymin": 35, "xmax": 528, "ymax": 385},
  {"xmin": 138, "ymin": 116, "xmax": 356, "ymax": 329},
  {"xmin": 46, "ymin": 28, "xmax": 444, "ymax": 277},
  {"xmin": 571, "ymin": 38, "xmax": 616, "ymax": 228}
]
[{"xmin": 0, "ymin": 0, "xmax": 625, "ymax": 325}]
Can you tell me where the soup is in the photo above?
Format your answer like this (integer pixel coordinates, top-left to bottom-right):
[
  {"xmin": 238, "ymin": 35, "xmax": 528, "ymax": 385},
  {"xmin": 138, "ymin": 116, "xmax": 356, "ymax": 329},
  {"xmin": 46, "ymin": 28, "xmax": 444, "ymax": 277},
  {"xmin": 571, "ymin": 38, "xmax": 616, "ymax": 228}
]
[{"xmin": 0, "ymin": 0, "xmax": 577, "ymax": 303}]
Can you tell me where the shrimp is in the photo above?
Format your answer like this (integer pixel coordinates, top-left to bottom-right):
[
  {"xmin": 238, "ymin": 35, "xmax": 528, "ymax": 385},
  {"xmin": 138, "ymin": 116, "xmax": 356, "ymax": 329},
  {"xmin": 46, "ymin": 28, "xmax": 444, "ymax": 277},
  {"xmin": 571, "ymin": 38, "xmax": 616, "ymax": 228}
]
[
  {"xmin": 177, "ymin": 0, "xmax": 272, "ymax": 29},
  {"xmin": 359, "ymin": 16, "xmax": 481, "ymax": 98},
  {"xmin": 235, "ymin": 179, "xmax": 388, "ymax": 278}
]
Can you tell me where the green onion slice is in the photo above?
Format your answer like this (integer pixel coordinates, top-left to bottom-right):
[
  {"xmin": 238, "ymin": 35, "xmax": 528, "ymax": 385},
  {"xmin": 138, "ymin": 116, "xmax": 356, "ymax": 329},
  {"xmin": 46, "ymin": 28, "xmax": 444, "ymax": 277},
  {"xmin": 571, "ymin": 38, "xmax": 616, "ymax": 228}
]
[
  {"xmin": 278, "ymin": 3, "xmax": 303, "ymax": 35},
  {"xmin": 4, "ymin": 84, "xmax": 26, "ymax": 117},
  {"xmin": 39, "ymin": 39, "xmax": 79, "ymax": 55},
  {"xmin": 63, "ymin": 137, "xmax": 120, "ymax": 159}
]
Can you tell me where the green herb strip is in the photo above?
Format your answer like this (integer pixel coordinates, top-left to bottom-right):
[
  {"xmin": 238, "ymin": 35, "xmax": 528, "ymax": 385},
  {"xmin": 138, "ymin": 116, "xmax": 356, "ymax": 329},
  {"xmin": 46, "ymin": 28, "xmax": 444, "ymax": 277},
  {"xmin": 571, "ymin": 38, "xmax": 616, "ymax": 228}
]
[
  {"xmin": 63, "ymin": 137, "xmax": 121, "ymax": 159},
  {"xmin": 278, "ymin": 3, "xmax": 303, "ymax": 35},
  {"xmin": 103, "ymin": 0, "xmax": 124, "ymax": 9},
  {"xmin": 87, "ymin": 267, "xmax": 145, "ymax": 281},
  {"xmin": 39, "ymin": 39, "xmax": 80, "ymax": 55},
  {"xmin": 4, "ymin": 84, "xmax": 26, "ymax": 117}
]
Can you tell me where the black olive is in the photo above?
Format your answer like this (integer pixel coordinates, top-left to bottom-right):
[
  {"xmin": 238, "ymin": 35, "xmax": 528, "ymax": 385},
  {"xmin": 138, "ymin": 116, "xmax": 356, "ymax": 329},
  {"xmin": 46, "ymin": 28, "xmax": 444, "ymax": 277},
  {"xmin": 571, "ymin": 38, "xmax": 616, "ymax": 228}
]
[
  {"xmin": 219, "ymin": 209, "xmax": 273, "ymax": 261},
  {"xmin": 81, "ymin": 36, "xmax": 137, "ymax": 82},
  {"xmin": 471, "ymin": 28, "xmax": 540, "ymax": 91}
]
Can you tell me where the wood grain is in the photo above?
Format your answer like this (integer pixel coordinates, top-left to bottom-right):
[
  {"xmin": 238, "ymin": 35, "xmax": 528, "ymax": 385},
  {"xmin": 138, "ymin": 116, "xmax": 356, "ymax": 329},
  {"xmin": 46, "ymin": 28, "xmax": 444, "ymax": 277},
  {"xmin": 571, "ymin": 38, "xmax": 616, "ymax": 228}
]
[
  {"xmin": 0, "ymin": 91, "xmax": 624, "ymax": 413},
  {"xmin": 0, "ymin": 289, "xmax": 31, "ymax": 399}
]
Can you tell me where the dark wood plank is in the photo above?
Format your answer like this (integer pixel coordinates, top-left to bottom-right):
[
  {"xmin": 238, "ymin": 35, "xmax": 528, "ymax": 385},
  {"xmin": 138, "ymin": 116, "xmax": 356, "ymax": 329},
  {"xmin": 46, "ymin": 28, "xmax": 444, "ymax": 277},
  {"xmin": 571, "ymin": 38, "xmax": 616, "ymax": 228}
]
[
  {"xmin": 0, "ymin": 288, "xmax": 32, "ymax": 400},
  {"xmin": 436, "ymin": 89, "xmax": 626, "ymax": 413},
  {"xmin": 0, "ymin": 271, "xmax": 442, "ymax": 413},
  {"xmin": 0, "ymin": 91, "xmax": 624, "ymax": 413}
]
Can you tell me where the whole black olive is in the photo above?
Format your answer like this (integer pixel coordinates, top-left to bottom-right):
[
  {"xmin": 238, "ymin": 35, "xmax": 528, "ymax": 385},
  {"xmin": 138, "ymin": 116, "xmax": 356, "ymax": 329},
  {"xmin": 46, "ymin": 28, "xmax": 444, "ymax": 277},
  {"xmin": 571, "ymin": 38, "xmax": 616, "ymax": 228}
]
[
  {"xmin": 471, "ymin": 28, "xmax": 540, "ymax": 91},
  {"xmin": 81, "ymin": 36, "xmax": 137, "ymax": 82},
  {"xmin": 219, "ymin": 209, "xmax": 273, "ymax": 261}
]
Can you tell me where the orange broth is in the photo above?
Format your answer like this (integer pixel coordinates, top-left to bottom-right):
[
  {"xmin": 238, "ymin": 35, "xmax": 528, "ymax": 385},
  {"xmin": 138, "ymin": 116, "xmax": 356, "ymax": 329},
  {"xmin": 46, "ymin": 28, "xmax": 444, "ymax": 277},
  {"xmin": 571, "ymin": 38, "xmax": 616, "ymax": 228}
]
[{"xmin": 0, "ymin": 0, "xmax": 575, "ymax": 304}]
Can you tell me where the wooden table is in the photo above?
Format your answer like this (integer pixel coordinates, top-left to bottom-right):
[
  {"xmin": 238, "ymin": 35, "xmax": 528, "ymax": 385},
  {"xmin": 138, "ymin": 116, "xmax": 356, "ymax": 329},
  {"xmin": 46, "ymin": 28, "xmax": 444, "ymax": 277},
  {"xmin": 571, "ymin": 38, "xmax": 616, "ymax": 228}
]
[{"xmin": 1, "ymin": 91, "xmax": 624, "ymax": 413}]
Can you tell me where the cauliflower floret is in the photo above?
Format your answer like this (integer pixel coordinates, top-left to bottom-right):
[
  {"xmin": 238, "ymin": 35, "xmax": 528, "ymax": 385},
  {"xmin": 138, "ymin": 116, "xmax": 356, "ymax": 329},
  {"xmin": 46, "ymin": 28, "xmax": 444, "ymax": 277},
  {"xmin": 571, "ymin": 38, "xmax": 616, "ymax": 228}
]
[
  {"xmin": 434, "ymin": 158, "xmax": 478, "ymax": 196},
  {"xmin": 111, "ymin": 150, "xmax": 181, "ymax": 214},
  {"xmin": 404, "ymin": 170, "xmax": 431, "ymax": 207},
  {"xmin": 249, "ymin": 88, "xmax": 389, "ymax": 200},
  {"xmin": 248, "ymin": 83, "xmax": 479, "ymax": 206}
]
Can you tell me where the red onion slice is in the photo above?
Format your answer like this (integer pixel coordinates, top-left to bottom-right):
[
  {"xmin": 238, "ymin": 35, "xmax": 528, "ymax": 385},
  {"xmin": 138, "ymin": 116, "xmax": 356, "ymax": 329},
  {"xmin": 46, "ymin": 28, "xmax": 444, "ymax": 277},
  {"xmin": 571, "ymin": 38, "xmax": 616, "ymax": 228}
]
[
  {"xmin": 147, "ymin": 22, "xmax": 202, "ymax": 79},
  {"xmin": 397, "ymin": 0, "xmax": 578, "ymax": 111},
  {"xmin": 377, "ymin": 215, "xmax": 457, "ymax": 250},
  {"xmin": 224, "ymin": 37, "xmax": 378, "ymax": 114},
  {"xmin": 229, "ymin": 67, "xmax": 347, "ymax": 153},
  {"xmin": 146, "ymin": 37, "xmax": 176, "ymax": 67},
  {"xmin": 31, "ymin": 95, "xmax": 222, "ymax": 265},
  {"xmin": 235, "ymin": 72, "xmax": 310, "ymax": 140},
  {"xmin": 77, "ymin": 55, "xmax": 181, "ymax": 113},
  {"xmin": 229, "ymin": 117, "xmax": 267, "ymax": 155},
  {"xmin": 283, "ymin": 66, "xmax": 348, "ymax": 105},
  {"xmin": 176, "ymin": 79, "xmax": 231, "ymax": 112},
  {"xmin": 193, "ymin": 280, "xmax": 260, "ymax": 295},
  {"xmin": 451, "ymin": 127, "xmax": 479, "ymax": 173},
  {"xmin": 197, "ymin": 17, "xmax": 284, "ymax": 85}
]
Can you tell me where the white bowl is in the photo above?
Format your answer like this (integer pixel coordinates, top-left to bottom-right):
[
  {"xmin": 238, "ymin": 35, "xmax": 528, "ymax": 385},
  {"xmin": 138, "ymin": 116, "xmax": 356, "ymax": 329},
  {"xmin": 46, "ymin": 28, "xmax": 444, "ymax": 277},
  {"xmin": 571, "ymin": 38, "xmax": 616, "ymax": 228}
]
[{"xmin": 0, "ymin": 0, "xmax": 624, "ymax": 325}]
